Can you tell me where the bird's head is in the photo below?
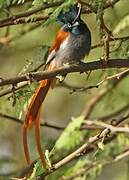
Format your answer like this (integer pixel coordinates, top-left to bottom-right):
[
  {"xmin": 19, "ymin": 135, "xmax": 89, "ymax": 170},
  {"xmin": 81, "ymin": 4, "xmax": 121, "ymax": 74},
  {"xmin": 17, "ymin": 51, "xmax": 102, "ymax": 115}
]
[
  {"xmin": 57, "ymin": 4, "xmax": 81, "ymax": 25},
  {"xmin": 57, "ymin": 4, "xmax": 89, "ymax": 35}
]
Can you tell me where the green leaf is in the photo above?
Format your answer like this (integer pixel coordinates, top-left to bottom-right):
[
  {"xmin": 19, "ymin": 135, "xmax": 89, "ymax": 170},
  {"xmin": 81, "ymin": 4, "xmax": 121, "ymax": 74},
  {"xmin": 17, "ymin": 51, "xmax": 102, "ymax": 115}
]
[
  {"xmin": 64, "ymin": 158, "xmax": 91, "ymax": 177},
  {"xmin": 98, "ymin": 142, "xmax": 104, "ymax": 151},
  {"xmin": 29, "ymin": 150, "xmax": 51, "ymax": 178},
  {"xmin": 32, "ymin": 0, "xmax": 57, "ymax": 7},
  {"xmin": 92, "ymin": 0, "xmax": 107, "ymax": 20},
  {"xmin": 30, "ymin": 161, "xmax": 45, "ymax": 179},
  {"xmin": 17, "ymin": 0, "xmax": 25, "ymax": 4},
  {"xmin": 0, "ymin": 0, "xmax": 11, "ymax": 8},
  {"xmin": 43, "ymin": 0, "xmax": 77, "ymax": 26},
  {"xmin": 0, "ymin": 0, "xmax": 5, "ymax": 8},
  {"xmin": 12, "ymin": 0, "xmax": 25, "ymax": 4},
  {"xmin": 32, "ymin": 0, "xmax": 44, "ymax": 7},
  {"xmin": 54, "ymin": 116, "xmax": 85, "ymax": 151},
  {"xmin": 86, "ymin": 163, "xmax": 102, "ymax": 180},
  {"xmin": 13, "ymin": 82, "xmax": 38, "ymax": 120}
]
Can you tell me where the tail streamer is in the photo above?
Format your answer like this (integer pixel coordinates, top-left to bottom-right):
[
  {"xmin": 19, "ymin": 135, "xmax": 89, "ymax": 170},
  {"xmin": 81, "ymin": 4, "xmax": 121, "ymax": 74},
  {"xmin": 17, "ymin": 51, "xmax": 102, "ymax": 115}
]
[{"xmin": 23, "ymin": 78, "xmax": 52, "ymax": 168}]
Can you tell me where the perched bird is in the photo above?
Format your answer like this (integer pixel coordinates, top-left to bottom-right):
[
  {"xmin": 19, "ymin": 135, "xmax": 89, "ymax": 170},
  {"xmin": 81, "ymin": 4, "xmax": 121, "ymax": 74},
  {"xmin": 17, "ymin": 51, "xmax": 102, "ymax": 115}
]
[{"xmin": 23, "ymin": 4, "xmax": 91, "ymax": 168}]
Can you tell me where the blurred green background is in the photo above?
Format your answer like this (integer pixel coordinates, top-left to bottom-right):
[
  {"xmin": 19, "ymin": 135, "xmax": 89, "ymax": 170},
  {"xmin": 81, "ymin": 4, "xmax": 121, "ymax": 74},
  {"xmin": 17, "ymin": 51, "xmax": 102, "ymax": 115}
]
[{"xmin": 0, "ymin": 0, "xmax": 129, "ymax": 179}]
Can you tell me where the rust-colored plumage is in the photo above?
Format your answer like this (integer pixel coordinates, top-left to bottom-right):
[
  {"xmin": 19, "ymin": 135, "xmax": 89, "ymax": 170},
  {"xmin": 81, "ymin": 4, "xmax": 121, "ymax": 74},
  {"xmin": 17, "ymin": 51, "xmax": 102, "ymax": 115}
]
[
  {"xmin": 23, "ymin": 30, "xmax": 69, "ymax": 168},
  {"xmin": 50, "ymin": 30, "xmax": 69, "ymax": 52},
  {"xmin": 23, "ymin": 79, "xmax": 52, "ymax": 167}
]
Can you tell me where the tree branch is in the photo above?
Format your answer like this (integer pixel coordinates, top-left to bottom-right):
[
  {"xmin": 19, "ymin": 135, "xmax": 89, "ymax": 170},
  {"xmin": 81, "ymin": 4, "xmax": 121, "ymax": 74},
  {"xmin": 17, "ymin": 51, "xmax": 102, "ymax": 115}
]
[
  {"xmin": 83, "ymin": 114, "xmax": 129, "ymax": 134},
  {"xmin": 0, "ymin": 0, "xmax": 121, "ymax": 28},
  {"xmin": 0, "ymin": 59, "xmax": 129, "ymax": 87},
  {"xmin": 0, "ymin": 15, "xmax": 49, "ymax": 28},
  {"xmin": 61, "ymin": 147, "xmax": 129, "ymax": 180},
  {"xmin": 100, "ymin": 103, "xmax": 129, "ymax": 121},
  {"xmin": 0, "ymin": 59, "xmax": 129, "ymax": 97},
  {"xmin": 81, "ymin": 0, "xmax": 120, "ymax": 13},
  {"xmin": 61, "ymin": 69, "xmax": 129, "ymax": 94},
  {"xmin": 0, "ymin": 1, "xmax": 63, "ymax": 26},
  {"xmin": 91, "ymin": 35, "xmax": 129, "ymax": 50},
  {"xmin": 81, "ymin": 68, "xmax": 129, "ymax": 119},
  {"xmin": 0, "ymin": 112, "xmax": 64, "ymax": 130},
  {"xmin": 38, "ymin": 112, "xmax": 127, "ymax": 179}
]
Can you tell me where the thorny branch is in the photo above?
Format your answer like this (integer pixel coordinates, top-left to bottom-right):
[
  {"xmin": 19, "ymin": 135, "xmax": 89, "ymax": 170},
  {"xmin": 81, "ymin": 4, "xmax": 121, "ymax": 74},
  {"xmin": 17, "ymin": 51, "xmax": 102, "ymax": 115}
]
[
  {"xmin": 0, "ymin": 51, "xmax": 128, "ymax": 96},
  {"xmin": 91, "ymin": 35, "xmax": 129, "ymax": 50},
  {"xmin": 0, "ymin": 1, "xmax": 63, "ymax": 28},
  {"xmin": 0, "ymin": 54, "xmax": 48, "ymax": 98},
  {"xmin": 0, "ymin": 59, "xmax": 129, "ymax": 87},
  {"xmin": 60, "ymin": 69, "xmax": 129, "ymax": 94},
  {"xmin": 38, "ymin": 112, "xmax": 128, "ymax": 179},
  {"xmin": 1, "ymin": 103, "xmax": 129, "ymax": 133},
  {"xmin": 7, "ymin": 113, "xmax": 124, "ymax": 180},
  {"xmin": 0, "ymin": 0, "xmax": 129, "ymax": 179},
  {"xmin": 81, "ymin": 67, "xmax": 129, "ymax": 119},
  {"xmin": 0, "ymin": 72, "xmax": 129, "ymax": 178},
  {"xmin": 0, "ymin": 110, "xmax": 129, "ymax": 178},
  {"xmin": 0, "ymin": 0, "xmax": 120, "ymax": 28},
  {"xmin": 0, "ymin": 15, "xmax": 49, "ymax": 28},
  {"xmin": 99, "ymin": 12, "xmax": 112, "ymax": 63},
  {"xmin": 83, "ymin": 112, "xmax": 129, "ymax": 134},
  {"xmin": 61, "ymin": 147, "xmax": 129, "ymax": 180}
]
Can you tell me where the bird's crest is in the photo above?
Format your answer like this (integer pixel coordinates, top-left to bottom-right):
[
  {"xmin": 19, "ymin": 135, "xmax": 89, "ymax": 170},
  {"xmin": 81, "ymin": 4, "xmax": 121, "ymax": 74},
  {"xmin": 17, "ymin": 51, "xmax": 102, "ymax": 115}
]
[{"xmin": 57, "ymin": 4, "xmax": 81, "ymax": 25}]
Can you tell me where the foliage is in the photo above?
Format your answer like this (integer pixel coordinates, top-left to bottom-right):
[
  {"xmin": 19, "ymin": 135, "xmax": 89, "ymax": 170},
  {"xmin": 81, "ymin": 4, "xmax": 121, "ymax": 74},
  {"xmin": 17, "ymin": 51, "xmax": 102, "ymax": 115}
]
[
  {"xmin": 32, "ymin": 0, "xmax": 59, "ymax": 7},
  {"xmin": 0, "ymin": 0, "xmax": 129, "ymax": 180},
  {"xmin": 53, "ymin": 116, "xmax": 85, "ymax": 151},
  {"xmin": 92, "ymin": 0, "xmax": 107, "ymax": 20},
  {"xmin": 42, "ymin": 0, "xmax": 77, "ymax": 26}
]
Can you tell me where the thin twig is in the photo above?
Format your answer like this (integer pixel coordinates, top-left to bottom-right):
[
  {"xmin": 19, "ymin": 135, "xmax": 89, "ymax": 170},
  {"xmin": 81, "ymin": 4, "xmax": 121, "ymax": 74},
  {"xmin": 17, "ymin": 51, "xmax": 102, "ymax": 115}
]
[
  {"xmin": 59, "ymin": 69, "xmax": 129, "ymax": 94},
  {"xmin": 0, "ymin": 1, "xmax": 63, "ymax": 26},
  {"xmin": 39, "ymin": 112, "xmax": 126, "ymax": 179},
  {"xmin": 81, "ymin": 68, "xmax": 129, "ymax": 119},
  {"xmin": 0, "ymin": 112, "xmax": 64, "ymax": 130},
  {"xmin": 0, "ymin": 15, "xmax": 49, "ymax": 28},
  {"xmin": 61, "ymin": 147, "xmax": 129, "ymax": 180},
  {"xmin": 0, "ymin": 68, "xmax": 128, "ymax": 98},
  {"xmin": 100, "ymin": 104, "xmax": 129, "ymax": 121},
  {"xmin": 91, "ymin": 36, "xmax": 129, "ymax": 50},
  {"xmin": 0, "ymin": 0, "xmax": 120, "ymax": 28},
  {"xmin": 83, "ymin": 115, "xmax": 129, "ymax": 134},
  {"xmin": 0, "ymin": 59, "xmax": 129, "ymax": 87}
]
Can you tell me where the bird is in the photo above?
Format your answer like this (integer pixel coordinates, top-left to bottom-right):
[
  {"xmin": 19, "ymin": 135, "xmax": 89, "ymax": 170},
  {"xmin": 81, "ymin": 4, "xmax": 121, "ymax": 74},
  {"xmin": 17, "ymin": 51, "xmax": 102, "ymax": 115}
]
[{"xmin": 23, "ymin": 4, "xmax": 91, "ymax": 168}]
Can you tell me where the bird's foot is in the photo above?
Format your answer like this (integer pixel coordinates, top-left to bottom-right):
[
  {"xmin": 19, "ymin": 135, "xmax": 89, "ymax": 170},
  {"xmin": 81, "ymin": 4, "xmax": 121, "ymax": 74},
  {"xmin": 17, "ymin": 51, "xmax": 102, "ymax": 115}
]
[
  {"xmin": 56, "ymin": 74, "xmax": 66, "ymax": 83},
  {"xmin": 63, "ymin": 61, "xmax": 84, "ymax": 67}
]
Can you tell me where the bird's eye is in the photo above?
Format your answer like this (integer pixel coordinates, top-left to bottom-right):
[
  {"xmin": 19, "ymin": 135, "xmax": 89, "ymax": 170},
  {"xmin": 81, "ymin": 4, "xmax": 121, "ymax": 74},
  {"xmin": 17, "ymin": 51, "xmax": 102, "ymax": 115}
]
[{"xmin": 67, "ymin": 23, "xmax": 72, "ymax": 28}]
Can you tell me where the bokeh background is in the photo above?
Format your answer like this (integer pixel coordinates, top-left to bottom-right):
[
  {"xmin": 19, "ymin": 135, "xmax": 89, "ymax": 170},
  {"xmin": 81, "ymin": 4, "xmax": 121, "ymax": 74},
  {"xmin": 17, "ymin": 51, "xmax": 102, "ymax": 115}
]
[{"xmin": 0, "ymin": 0, "xmax": 129, "ymax": 179}]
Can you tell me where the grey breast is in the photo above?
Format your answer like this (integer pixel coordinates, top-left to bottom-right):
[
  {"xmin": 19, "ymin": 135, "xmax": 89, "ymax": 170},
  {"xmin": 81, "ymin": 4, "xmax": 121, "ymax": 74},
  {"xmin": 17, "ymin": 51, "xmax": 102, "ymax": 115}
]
[{"xmin": 55, "ymin": 31, "xmax": 91, "ymax": 67}]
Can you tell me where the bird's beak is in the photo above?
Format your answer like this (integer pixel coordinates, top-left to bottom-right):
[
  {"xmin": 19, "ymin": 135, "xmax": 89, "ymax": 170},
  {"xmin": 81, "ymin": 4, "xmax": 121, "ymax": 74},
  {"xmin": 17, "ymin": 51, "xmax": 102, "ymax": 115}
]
[{"xmin": 72, "ymin": 21, "xmax": 79, "ymax": 27}]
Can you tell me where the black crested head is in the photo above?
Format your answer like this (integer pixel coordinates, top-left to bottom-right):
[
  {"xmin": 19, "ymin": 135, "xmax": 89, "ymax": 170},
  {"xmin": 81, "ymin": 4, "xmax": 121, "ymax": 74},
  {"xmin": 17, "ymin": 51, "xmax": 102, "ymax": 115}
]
[
  {"xmin": 57, "ymin": 4, "xmax": 81, "ymax": 25},
  {"xmin": 57, "ymin": 4, "xmax": 91, "ymax": 36}
]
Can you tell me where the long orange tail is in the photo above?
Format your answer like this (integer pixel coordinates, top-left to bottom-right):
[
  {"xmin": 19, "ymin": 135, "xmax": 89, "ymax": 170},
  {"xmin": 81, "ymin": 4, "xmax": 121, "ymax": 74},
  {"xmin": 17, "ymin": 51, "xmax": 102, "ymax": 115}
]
[{"xmin": 23, "ymin": 78, "xmax": 52, "ymax": 168}]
